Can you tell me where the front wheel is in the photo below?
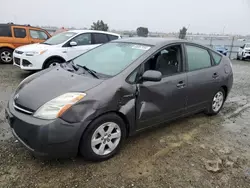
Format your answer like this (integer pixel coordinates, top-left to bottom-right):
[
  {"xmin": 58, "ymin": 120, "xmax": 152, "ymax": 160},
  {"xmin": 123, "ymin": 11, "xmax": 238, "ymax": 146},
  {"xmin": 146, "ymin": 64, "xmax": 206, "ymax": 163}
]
[
  {"xmin": 0, "ymin": 48, "xmax": 13, "ymax": 64},
  {"xmin": 205, "ymin": 88, "xmax": 225, "ymax": 116},
  {"xmin": 79, "ymin": 113, "xmax": 127, "ymax": 161},
  {"xmin": 44, "ymin": 58, "xmax": 63, "ymax": 69}
]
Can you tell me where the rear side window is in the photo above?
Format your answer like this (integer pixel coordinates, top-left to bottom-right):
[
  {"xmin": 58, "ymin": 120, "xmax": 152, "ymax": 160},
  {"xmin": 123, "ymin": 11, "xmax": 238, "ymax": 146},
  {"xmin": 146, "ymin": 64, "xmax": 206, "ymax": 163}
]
[
  {"xmin": 30, "ymin": 30, "xmax": 49, "ymax": 40},
  {"xmin": 0, "ymin": 25, "xmax": 12, "ymax": 37},
  {"xmin": 211, "ymin": 51, "xmax": 222, "ymax": 65},
  {"xmin": 93, "ymin": 33, "xmax": 109, "ymax": 44},
  {"xmin": 108, "ymin": 35, "xmax": 119, "ymax": 41},
  {"xmin": 186, "ymin": 45, "xmax": 212, "ymax": 71},
  {"xmin": 14, "ymin": 28, "xmax": 26, "ymax": 38}
]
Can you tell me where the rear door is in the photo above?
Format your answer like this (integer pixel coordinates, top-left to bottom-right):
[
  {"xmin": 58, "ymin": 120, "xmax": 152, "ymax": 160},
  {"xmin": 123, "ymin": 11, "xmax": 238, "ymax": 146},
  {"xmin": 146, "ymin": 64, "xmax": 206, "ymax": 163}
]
[
  {"xmin": 185, "ymin": 44, "xmax": 221, "ymax": 112},
  {"xmin": 11, "ymin": 26, "xmax": 29, "ymax": 48},
  {"xmin": 28, "ymin": 29, "xmax": 50, "ymax": 44}
]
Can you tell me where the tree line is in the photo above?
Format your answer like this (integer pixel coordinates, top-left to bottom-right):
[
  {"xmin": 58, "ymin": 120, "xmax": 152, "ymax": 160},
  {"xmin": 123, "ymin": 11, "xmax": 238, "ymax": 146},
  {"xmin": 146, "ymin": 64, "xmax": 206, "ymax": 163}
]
[{"xmin": 91, "ymin": 20, "xmax": 187, "ymax": 39}]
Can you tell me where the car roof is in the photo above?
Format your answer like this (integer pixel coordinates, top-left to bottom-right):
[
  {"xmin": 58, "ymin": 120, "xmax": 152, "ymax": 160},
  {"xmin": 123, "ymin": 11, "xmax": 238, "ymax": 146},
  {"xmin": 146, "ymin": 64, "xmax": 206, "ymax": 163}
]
[
  {"xmin": 113, "ymin": 37, "xmax": 184, "ymax": 46},
  {"xmin": 0, "ymin": 23, "xmax": 46, "ymax": 31},
  {"xmin": 68, "ymin": 30, "xmax": 121, "ymax": 36}
]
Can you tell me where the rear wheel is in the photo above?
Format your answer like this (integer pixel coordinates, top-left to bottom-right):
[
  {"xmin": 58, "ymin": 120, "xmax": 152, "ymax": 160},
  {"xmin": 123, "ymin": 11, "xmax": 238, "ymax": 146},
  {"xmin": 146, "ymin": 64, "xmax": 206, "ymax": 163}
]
[
  {"xmin": 0, "ymin": 48, "xmax": 13, "ymax": 64},
  {"xmin": 44, "ymin": 58, "xmax": 64, "ymax": 69},
  {"xmin": 205, "ymin": 88, "xmax": 225, "ymax": 116},
  {"xmin": 79, "ymin": 113, "xmax": 126, "ymax": 161}
]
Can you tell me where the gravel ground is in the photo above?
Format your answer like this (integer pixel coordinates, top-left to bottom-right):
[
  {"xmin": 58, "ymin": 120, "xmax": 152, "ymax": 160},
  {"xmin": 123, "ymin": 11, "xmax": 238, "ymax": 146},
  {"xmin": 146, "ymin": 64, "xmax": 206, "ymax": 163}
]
[{"xmin": 0, "ymin": 61, "xmax": 250, "ymax": 188}]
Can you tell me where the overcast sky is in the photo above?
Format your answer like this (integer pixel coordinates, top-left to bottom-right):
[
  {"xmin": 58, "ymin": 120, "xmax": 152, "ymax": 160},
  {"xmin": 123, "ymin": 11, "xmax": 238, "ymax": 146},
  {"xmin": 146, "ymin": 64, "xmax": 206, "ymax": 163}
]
[{"xmin": 0, "ymin": 0, "xmax": 249, "ymax": 35}]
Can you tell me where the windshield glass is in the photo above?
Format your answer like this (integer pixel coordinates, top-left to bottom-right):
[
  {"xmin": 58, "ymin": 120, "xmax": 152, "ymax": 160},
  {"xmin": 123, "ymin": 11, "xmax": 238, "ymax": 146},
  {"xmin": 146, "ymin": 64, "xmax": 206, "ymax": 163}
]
[
  {"xmin": 73, "ymin": 42, "xmax": 151, "ymax": 76},
  {"xmin": 43, "ymin": 32, "xmax": 77, "ymax": 45},
  {"xmin": 246, "ymin": 44, "xmax": 250, "ymax": 48}
]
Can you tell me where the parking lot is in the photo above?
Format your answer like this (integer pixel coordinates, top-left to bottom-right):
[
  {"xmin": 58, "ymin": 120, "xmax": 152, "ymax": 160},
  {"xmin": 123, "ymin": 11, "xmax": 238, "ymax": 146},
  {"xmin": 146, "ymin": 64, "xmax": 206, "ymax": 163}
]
[{"xmin": 0, "ymin": 60, "xmax": 250, "ymax": 188}]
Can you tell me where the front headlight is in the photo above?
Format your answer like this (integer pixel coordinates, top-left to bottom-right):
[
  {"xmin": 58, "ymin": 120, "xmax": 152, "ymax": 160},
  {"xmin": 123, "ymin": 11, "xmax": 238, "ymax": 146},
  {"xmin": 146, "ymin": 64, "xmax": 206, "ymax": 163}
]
[
  {"xmin": 34, "ymin": 92, "xmax": 86, "ymax": 120},
  {"xmin": 26, "ymin": 50, "xmax": 47, "ymax": 56}
]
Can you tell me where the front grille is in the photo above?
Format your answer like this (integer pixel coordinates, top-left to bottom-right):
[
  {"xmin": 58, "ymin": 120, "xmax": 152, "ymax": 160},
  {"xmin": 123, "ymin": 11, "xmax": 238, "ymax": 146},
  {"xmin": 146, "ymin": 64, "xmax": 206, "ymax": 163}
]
[
  {"xmin": 13, "ymin": 102, "xmax": 34, "ymax": 115},
  {"xmin": 15, "ymin": 50, "xmax": 24, "ymax": 55},
  {"xmin": 14, "ymin": 57, "xmax": 20, "ymax": 65}
]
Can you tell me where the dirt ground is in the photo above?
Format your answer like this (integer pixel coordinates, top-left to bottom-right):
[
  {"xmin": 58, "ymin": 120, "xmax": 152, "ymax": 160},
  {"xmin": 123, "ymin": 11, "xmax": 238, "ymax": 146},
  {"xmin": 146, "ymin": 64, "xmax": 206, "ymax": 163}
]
[{"xmin": 0, "ymin": 60, "xmax": 250, "ymax": 188}]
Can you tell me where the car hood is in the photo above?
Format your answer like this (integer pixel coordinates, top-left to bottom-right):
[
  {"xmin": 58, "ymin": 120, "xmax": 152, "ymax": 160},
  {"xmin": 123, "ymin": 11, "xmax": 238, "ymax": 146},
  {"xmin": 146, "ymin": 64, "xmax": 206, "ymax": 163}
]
[
  {"xmin": 15, "ymin": 43, "xmax": 58, "ymax": 52},
  {"xmin": 14, "ymin": 67, "xmax": 103, "ymax": 111}
]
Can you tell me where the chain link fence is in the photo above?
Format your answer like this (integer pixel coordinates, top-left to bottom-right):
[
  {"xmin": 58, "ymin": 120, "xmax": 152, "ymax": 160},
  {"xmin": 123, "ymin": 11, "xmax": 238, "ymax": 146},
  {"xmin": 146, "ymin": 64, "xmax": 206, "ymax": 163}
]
[{"xmin": 186, "ymin": 36, "xmax": 250, "ymax": 59}]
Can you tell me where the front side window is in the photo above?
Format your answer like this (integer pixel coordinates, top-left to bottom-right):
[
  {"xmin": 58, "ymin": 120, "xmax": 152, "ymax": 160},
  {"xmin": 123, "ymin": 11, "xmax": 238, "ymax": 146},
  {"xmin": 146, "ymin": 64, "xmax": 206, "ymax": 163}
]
[
  {"xmin": 73, "ymin": 42, "xmax": 151, "ymax": 76},
  {"xmin": 93, "ymin": 33, "xmax": 109, "ymax": 44},
  {"xmin": 0, "ymin": 25, "xmax": 12, "ymax": 37},
  {"xmin": 71, "ymin": 33, "xmax": 92, "ymax": 46},
  {"xmin": 30, "ymin": 30, "xmax": 48, "ymax": 40},
  {"xmin": 14, "ymin": 28, "xmax": 26, "ymax": 38},
  {"xmin": 142, "ymin": 45, "xmax": 183, "ymax": 77},
  {"xmin": 186, "ymin": 45, "xmax": 212, "ymax": 71},
  {"xmin": 43, "ymin": 32, "xmax": 77, "ymax": 45}
]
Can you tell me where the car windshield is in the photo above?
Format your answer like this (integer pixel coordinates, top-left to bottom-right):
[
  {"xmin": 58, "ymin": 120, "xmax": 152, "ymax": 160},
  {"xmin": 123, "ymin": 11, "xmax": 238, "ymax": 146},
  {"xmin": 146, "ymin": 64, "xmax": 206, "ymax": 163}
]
[
  {"xmin": 246, "ymin": 44, "xmax": 250, "ymax": 48},
  {"xmin": 73, "ymin": 42, "xmax": 151, "ymax": 77},
  {"xmin": 43, "ymin": 32, "xmax": 77, "ymax": 45}
]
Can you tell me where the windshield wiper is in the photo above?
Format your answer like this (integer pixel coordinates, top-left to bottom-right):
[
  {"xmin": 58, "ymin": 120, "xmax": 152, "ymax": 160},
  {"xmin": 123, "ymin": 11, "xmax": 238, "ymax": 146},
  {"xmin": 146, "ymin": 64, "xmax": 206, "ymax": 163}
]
[{"xmin": 76, "ymin": 64, "xmax": 99, "ymax": 79}]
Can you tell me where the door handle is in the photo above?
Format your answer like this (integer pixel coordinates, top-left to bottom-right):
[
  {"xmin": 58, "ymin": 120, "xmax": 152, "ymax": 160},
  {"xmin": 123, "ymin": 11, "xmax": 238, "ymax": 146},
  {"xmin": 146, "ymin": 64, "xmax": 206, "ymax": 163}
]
[
  {"xmin": 176, "ymin": 81, "xmax": 185, "ymax": 88},
  {"xmin": 212, "ymin": 72, "xmax": 218, "ymax": 79}
]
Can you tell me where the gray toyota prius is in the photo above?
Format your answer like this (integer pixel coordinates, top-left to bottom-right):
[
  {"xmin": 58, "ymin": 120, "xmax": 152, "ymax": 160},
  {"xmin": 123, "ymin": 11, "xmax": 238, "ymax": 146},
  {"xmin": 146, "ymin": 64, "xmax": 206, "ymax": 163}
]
[{"xmin": 5, "ymin": 38, "xmax": 233, "ymax": 161}]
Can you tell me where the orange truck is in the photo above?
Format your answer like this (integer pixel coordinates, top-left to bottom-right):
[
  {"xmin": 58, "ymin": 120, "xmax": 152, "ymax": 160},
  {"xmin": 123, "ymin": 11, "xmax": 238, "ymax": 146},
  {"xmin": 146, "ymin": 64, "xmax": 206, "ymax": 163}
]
[{"xmin": 0, "ymin": 23, "xmax": 51, "ymax": 63}]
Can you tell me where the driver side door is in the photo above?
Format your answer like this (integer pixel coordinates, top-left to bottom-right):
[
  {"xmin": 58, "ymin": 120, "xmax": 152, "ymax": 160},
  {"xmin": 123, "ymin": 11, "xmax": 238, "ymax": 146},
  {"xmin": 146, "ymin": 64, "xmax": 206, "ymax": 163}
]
[
  {"xmin": 65, "ymin": 33, "xmax": 94, "ymax": 60},
  {"xmin": 135, "ymin": 44, "xmax": 188, "ymax": 130}
]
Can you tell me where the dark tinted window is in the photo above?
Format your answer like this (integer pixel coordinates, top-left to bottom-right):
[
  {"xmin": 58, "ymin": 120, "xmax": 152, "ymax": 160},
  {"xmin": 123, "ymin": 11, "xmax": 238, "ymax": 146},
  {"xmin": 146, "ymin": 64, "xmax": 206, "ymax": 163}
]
[
  {"xmin": 0, "ymin": 25, "xmax": 12, "ymax": 37},
  {"xmin": 211, "ymin": 51, "xmax": 222, "ymax": 65},
  {"xmin": 186, "ymin": 45, "xmax": 211, "ymax": 71},
  {"xmin": 93, "ymin": 33, "xmax": 109, "ymax": 44},
  {"xmin": 108, "ymin": 35, "xmax": 119, "ymax": 41},
  {"xmin": 14, "ymin": 28, "xmax": 26, "ymax": 38}
]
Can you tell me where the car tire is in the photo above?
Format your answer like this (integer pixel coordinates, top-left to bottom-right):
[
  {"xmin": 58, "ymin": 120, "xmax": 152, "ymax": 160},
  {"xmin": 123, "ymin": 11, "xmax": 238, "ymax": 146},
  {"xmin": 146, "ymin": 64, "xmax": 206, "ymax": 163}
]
[
  {"xmin": 205, "ymin": 88, "xmax": 225, "ymax": 116},
  {"xmin": 79, "ymin": 113, "xmax": 127, "ymax": 162},
  {"xmin": 0, "ymin": 48, "xmax": 13, "ymax": 64},
  {"xmin": 44, "ymin": 58, "xmax": 64, "ymax": 69}
]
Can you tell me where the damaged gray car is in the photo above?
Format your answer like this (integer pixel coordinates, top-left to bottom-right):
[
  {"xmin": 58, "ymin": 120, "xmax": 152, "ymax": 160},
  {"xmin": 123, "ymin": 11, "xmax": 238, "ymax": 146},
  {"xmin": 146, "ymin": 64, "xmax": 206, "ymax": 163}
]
[{"xmin": 5, "ymin": 38, "xmax": 233, "ymax": 161}]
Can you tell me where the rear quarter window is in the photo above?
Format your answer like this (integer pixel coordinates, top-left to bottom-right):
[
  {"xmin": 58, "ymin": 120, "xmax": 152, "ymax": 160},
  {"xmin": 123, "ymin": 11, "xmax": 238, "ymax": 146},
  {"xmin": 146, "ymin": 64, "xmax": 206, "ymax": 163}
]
[
  {"xmin": 108, "ymin": 35, "xmax": 119, "ymax": 41},
  {"xmin": 0, "ymin": 25, "xmax": 12, "ymax": 37},
  {"xmin": 211, "ymin": 51, "xmax": 222, "ymax": 65}
]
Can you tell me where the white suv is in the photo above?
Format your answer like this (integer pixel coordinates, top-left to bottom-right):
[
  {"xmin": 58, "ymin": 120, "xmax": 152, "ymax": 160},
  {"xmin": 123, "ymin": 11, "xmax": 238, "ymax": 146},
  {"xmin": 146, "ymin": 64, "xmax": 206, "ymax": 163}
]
[
  {"xmin": 237, "ymin": 43, "xmax": 250, "ymax": 60},
  {"xmin": 13, "ymin": 30, "xmax": 121, "ymax": 70}
]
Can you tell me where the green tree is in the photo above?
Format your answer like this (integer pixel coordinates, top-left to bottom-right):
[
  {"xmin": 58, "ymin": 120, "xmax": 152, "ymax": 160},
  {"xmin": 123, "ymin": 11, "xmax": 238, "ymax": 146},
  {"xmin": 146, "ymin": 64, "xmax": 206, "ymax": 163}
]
[
  {"xmin": 136, "ymin": 27, "xmax": 149, "ymax": 37},
  {"xmin": 179, "ymin": 27, "xmax": 188, "ymax": 39},
  {"xmin": 91, "ymin": 20, "xmax": 109, "ymax": 31}
]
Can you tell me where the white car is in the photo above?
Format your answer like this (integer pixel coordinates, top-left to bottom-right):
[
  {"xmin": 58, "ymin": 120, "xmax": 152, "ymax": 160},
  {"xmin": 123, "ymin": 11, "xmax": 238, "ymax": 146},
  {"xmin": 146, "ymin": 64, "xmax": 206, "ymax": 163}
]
[
  {"xmin": 13, "ymin": 30, "xmax": 121, "ymax": 70},
  {"xmin": 237, "ymin": 43, "xmax": 250, "ymax": 60}
]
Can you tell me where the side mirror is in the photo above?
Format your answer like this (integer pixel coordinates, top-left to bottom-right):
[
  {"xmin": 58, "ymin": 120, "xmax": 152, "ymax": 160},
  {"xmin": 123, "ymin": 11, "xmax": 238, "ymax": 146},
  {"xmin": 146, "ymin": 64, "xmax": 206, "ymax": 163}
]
[
  {"xmin": 70, "ymin": 41, "xmax": 77, "ymax": 47},
  {"xmin": 142, "ymin": 70, "xmax": 162, "ymax": 82}
]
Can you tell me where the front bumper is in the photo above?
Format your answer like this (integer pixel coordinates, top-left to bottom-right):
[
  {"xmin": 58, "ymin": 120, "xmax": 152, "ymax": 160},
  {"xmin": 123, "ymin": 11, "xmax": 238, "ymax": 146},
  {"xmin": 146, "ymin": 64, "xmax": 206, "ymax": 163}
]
[
  {"xmin": 13, "ymin": 52, "xmax": 45, "ymax": 70},
  {"xmin": 243, "ymin": 52, "xmax": 250, "ymax": 59},
  {"xmin": 5, "ymin": 98, "xmax": 85, "ymax": 158}
]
